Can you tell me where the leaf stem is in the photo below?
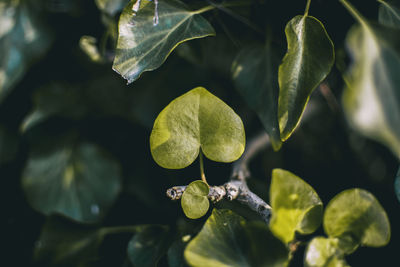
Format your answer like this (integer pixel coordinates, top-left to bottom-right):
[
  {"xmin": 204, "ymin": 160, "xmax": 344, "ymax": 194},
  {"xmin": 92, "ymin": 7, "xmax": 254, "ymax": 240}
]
[
  {"xmin": 304, "ymin": 0, "xmax": 312, "ymax": 16},
  {"xmin": 199, "ymin": 150, "xmax": 208, "ymax": 185},
  {"xmin": 339, "ymin": 0, "xmax": 368, "ymax": 27}
]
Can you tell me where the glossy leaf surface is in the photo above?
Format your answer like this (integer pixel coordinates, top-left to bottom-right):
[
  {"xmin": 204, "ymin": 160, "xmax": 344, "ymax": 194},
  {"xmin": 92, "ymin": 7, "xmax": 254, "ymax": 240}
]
[
  {"xmin": 181, "ymin": 180, "xmax": 210, "ymax": 219},
  {"xmin": 113, "ymin": 0, "xmax": 215, "ymax": 83},
  {"xmin": 270, "ymin": 169, "xmax": 323, "ymax": 244},
  {"xmin": 341, "ymin": 0, "xmax": 400, "ymax": 159},
  {"xmin": 184, "ymin": 209, "xmax": 289, "ymax": 267},
  {"xmin": 304, "ymin": 237, "xmax": 349, "ymax": 267},
  {"xmin": 278, "ymin": 15, "xmax": 334, "ymax": 141},
  {"xmin": 127, "ymin": 225, "xmax": 171, "ymax": 267},
  {"xmin": 150, "ymin": 87, "xmax": 245, "ymax": 169},
  {"xmin": 0, "ymin": 0, "xmax": 51, "ymax": 103},
  {"xmin": 324, "ymin": 188, "xmax": 391, "ymax": 247},
  {"xmin": 22, "ymin": 135, "xmax": 122, "ymax": 223},
  {"xmin": 232, "ymin": 43, "xmax": 282, "ymax": 150},
  {"xmin": 378, "ymin": 0, "xmax": 400, "ymax": 28}
]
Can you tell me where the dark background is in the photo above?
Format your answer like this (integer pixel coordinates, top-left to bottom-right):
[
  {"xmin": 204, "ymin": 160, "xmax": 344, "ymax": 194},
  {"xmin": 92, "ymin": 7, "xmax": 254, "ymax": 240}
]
[{"xmin": 2, "ymin": 0, "xmax": 398, "ymax": 266}]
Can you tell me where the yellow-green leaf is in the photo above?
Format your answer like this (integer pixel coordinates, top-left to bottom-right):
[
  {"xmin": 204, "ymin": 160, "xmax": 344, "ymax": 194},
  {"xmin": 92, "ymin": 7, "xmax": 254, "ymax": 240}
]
[
  {"xmin": 113, "ymin": 0, "xmax": 215, "ymax": 84},
  {"xmin": 150, "ymin": 87, "xmax": 245, "ymax": 169},
  {"xmin": 304, "ymin": 237, "xmax": 349, "ymax": 267},
  {"xmin": 270, "ymin": 169, "xmax": 323, "ymax": 244},
  {"xmin": 324, "ymin": 188, "xmax": 391, "ymax": 248},
  {"xmin": 181, "ymin": 180, "xmax": 209, "ymax": 219},
  {"xmin": 278, "ymin": 15, "xmax": 334, "ymax": 141}
]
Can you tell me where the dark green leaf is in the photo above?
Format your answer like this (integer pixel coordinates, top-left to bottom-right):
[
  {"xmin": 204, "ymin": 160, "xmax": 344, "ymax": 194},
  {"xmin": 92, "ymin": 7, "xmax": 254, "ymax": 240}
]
[
  {"xmin": 0, "ymin": 0, "xmax": 51, "ymax": 103},
  {"xmin": 395, "ymin": 166, "xmax": 400, "ymax": 203},
  {"xmin": 22, "ymin": 134, "xmax": 122, "ymax": 223},
  {"xmin": 304, "ymin": 237, "xmax": 349, "ymax": 267},
  {"xmin": 232, "ymin": 43, "xmax": 282, "ymax": 150},
  {"xmin": 21, "ymin": 83, "xmax": 87, "ymax": 132},
  {"xmin": 270, "ymin": 169, "xmax": 323, "ymax": 244},
  {"xmin": 378, "ymin": 0, "xmax": 400, "ymax": 28},
  {"xmin": 184, "ymin": 209, "xmax": 289, "ymax": 267},
  {"xmin": 168, "ymin": 235, "xmax": 192, "ymax": 267},
  {"xmin": 113, "ymin": 0, "xmax": 215, "ymax": 84},
  {"xmin": 34, "ymin": 216, "xmax": 104, "ymax": 267},
  {"xmin": 341, "ymin": 0, "xmax": 400, "ymax": 159},
  {"xmin": 127, "ymin": 225, "xmax": 172, "ymax": 267},
  {"xmin": 324, "ymin": 188, "xmax": 391, "ymax": 248},
  {"xmin": 150, "ymin": 87, "xmax": 245, "ymax": 169},
  {"xmin": 0, "ymin": 124, "xmax": 19, "ymax": 164},
  {"xmin": 278, "ymin": 15, "xmax": 334, "ymax": 141},
  {"xmin": 181, "ymin": 180, "xmax": 210, "ymax": 219}
]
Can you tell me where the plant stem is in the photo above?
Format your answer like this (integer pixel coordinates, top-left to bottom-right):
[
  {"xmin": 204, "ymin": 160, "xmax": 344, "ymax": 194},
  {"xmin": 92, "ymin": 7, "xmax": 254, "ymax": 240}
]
[
  {"xmin": 304, "ymin": 0, "xmax": 312, "ymax": 16},
  {"xmin": 199, "ymin": 150, "xmax": 208, "ymax": 185},
  {"xmin": 339, "ymin": 0, "xmax": 368, "ymax": 27}
]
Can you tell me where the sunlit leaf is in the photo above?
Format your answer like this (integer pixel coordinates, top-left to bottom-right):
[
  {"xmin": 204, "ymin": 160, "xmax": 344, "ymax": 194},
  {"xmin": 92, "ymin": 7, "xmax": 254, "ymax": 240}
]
[
  {"xmin": 22, "ymin": 133, "xmax": 122, "ymax": 223},
  {"xmin": 0, "ymin": 0, "xmax": 51, "ymax": 103},
  {"xmin": 181, "ymin": 180, "xmax": 209, "ymax": 219},
  {"xmin": 341, "ymin": 0, "xmax": 400, "ymax": 159},
  {"xmin": 232, "ymin": 42, "xmax": 282, "ymax": 150},
  {"xmin": 378, "ymin": 0, "xmax": 400, "ymax": 28},
  {"xmin": 304, "ymin": 237, "xmax": 349, "ymax": 267},
  {"xmin": 270, "ymin": 169, "xmax": 323, "ymax": 244},
  {"xmin": 184, "ymin": 209, "xmax": 289, "ymax": 267},
  {"xmin": 113, "ymin": 0, "xmax": 215, "ymax": 84},
  {"xmin": 150, "ymin": 87, "xmax": 245, "ymax": 169},
  {"xmin": 278, "ymin": 15, "xmax": 334, "ymax": 141},
  {"xmin": 127, "ymin": 225, "xmax": 172, "ymax": 267},
  {"xmin": 95, "ymin": 0, "xmax": 129, "ymax": 16},
  {"xmin": 0, "ymin": 124, "xmax": 19, "ymax": 164},
  {"xmin": 324, "ymin": 188, "xmax": 391, "ymax": 248}
]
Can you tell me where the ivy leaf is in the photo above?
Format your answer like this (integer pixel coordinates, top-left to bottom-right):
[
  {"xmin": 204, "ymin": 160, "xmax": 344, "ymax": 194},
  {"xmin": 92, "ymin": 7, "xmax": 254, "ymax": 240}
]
[
  {"xmin": 304, "ymin": 237, "xmax": 349, "ymax": 267},
  {"xmin": 127, "ymin": 225, "xmax": 172, "ymax": 267},
  {"xmin": 323, "ymin": 188, "xmax": 391, "ymax": 248},
  {"xmin": 113, "ymin": 0, "xmax": 215, "ymax": 84},
  {"xmin": 150, "ymin": 87, "xmax": 245, "ymax": 169},
  {"xmin": 184, "ymin": 209, "xmax": 289, "ymax": 267},
  {"xmin": 181, "ymin": 180, "xmax": 210, "ymax": 219},
  {"xmin": 278, "ymin": 15, "xmax": 334, "ymax": 141},
  {"xmin": 0, "ymin": 0, "xmax": 51, "ymax": 103},
  {"xmin": 378, "ymin": 0, "xmax": 400, "ymax": 28},
  {"xmin": 34, "ymin": 216, "xmax": 105, "ymax": 267},
  {"xmin": 95, "ymin": 0, "xmax": 129, "ymax": 16},
  {"xmin": 22, "ymin": 134, "xmax": 122, "ymax": 223},
  {"xmin": 341, "ymin": 0, "xmax": 400, "ymax": 159},
  {"xmin": 232, "ymin": 43, "xmax": 282, "ymax": 150},
  {"xmin": 270, "ymin": 169, "xmax": 323, "ymax": 244}
]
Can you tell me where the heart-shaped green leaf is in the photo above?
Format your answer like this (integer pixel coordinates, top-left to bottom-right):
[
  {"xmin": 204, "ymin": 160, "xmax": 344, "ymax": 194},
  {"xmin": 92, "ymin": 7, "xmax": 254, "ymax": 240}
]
[
  {"xmin": 127, "ymin": 225, "xmax": 172, "ymax": 267},
  {"xmin": 113, "ymin": 0, "xmax": 215, "ymax": 84},
  {"xmin": 150, "ymin": 87, "xmax": 245, "ymax": 169},
  {"xmin": 278, "ymin": 15, "xmax": 334, "ymax": 141},
  {"xmin": 270, "ymin": 169, "xmax": 323, "ymax": 244},
  {"xmin": 184, "ymin": 209, "xmax": 289, "ymax": 267},
  {"xmin": 22, "ymin": 134, "xmax": 122, "ymax": 223},
  {"xmin": 0, "ymin": 0, "xmax": 51, "ymax": 103},
  {"xmin": 323, "ymin": 188, "xmax": 391, "ymax": 248},
  {"xmin": 341, "ymin": 0, "xmax": 400, "ymax": 159},
  {"xmin": 181, "ymin": 180, "xmax": 210, "ymax": 219},
  {"xmin": 232, "ymin": 43, "xmax": 282, "ymax": 150},
  {"xmin": 304, "ymin": 237, "xmax": 349, "ymax": 267},
  {"xmin": 378, "ymin": 0, "xmax": 400, "ymax": 28}
]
